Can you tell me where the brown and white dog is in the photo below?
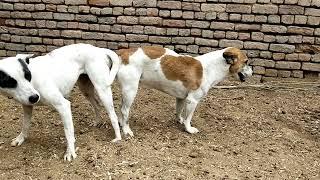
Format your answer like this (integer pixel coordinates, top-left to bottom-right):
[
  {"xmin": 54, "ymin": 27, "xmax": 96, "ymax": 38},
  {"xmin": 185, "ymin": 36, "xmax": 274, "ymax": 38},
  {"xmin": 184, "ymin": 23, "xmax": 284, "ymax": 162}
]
[{"xmin": 86, "ymin": 47, "xmax": 252, "ymax": 136}]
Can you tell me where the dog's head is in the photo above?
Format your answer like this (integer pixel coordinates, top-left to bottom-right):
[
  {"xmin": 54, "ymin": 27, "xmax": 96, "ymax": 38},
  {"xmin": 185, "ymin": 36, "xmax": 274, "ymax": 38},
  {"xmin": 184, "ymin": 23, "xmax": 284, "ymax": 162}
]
[
  {"xmin": 0, "ymin": 54, "xmax": 40, "ymax": 105},
  {"xmin": 223, "ymin": 47, "xmax": 253, "ymax": 82}
]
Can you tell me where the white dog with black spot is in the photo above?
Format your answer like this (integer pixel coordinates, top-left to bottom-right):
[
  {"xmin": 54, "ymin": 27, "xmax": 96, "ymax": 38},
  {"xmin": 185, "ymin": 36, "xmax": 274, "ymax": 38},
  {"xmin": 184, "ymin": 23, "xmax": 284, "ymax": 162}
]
[{"xmin": 0, "ymin": 43, "xmax": 121, "ymax": 161}]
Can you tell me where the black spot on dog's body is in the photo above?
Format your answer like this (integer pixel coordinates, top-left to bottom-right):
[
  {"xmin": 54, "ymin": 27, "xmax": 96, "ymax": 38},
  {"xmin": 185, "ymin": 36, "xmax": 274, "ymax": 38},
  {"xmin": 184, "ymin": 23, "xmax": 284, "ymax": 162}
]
[
  {"xmin": 0, "ymin": 70, "xmax": 17, "ymax": 88},
  {"xmin": 18, "ymin": 58, "xmax": 32, "ymax": 82}
]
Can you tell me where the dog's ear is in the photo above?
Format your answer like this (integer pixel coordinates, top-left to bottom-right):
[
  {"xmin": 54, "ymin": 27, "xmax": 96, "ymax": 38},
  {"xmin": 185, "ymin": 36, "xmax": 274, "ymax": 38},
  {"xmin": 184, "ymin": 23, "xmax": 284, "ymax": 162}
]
[
  {"xmin": 15, "ymin": 54, "xmax": 34, "ymax": 64},
  {"xmin": 223, "ymin": 51, "xmax": 237, "ymax": 64}
]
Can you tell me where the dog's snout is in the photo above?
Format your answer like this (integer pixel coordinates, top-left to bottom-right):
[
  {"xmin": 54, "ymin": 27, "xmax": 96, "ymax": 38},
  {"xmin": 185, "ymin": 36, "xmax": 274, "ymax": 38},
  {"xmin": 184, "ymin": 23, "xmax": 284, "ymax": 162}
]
[{"xmin": 29, "ymin": 94, "xmax": 39, "ymax": 104}]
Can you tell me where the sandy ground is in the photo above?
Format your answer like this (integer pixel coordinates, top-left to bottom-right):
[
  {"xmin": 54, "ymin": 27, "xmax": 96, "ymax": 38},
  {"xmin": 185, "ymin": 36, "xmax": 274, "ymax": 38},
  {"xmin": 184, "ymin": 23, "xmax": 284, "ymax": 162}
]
[{"xmin": 0, "ymin": 79, "xmax": 320, "ymax": 179}]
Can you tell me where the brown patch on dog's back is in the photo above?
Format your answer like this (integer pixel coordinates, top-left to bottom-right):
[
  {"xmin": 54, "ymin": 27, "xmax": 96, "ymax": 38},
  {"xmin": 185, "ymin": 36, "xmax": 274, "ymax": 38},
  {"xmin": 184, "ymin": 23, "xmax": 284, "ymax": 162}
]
[
  {"xmin": 142, "ymin": 46, "xmax": 166, "ymax": 60},
  {"xmin": 223, "ymin": 47, "xmax": 248, "ymax": 73},
  {"xmin": 116, "ymin": 48, "xmax": 138, "ymax": 65},
  {"xmin": 160, "ymin": 55, "xmax": 203, "ymax": 90}
]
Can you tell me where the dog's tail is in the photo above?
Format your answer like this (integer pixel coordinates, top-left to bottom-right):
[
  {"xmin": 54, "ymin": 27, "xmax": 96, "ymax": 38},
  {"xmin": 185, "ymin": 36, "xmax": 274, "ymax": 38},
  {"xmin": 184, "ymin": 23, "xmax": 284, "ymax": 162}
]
[{"xmin": 105, "ymin": 49, "xmax": 121, "ymax": 86}]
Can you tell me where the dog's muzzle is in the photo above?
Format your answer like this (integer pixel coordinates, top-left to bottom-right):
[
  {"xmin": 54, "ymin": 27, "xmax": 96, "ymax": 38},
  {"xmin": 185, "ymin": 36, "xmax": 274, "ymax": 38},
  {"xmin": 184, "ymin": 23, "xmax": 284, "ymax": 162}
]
[{"xmin": 238, "ymin": 72, "xmax": 246, "ymax": 82}]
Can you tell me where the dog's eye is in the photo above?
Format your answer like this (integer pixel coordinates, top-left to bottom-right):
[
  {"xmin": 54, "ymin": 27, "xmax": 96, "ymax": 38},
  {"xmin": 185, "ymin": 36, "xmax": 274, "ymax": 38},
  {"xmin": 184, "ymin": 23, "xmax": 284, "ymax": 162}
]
[{"xmin": 0, "ymin": 70, "xmax": 17, "ymax": 88}]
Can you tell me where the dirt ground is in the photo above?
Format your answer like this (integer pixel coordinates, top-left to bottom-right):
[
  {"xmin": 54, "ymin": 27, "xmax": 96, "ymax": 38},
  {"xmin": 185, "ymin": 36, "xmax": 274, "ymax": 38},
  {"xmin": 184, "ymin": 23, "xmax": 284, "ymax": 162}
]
[{"xmin": 0, "ymin": 78, "xmax": 320, "ymax": 180}]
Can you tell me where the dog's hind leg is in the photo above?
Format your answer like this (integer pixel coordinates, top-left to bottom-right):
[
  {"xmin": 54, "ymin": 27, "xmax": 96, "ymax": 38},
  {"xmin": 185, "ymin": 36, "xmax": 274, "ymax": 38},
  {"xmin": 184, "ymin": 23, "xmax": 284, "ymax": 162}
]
[
  {"xmin": 77, "ymin": 75, "xmax": 104, "ymax": 127},
  {"xmin": 85, "ymin": 64, "xmax": 121, "ymax": 142},
  {"xmin": 117, "ymin": 68, "xmax": 141, "ymax": 137},
  {"xmin": 176, "ymin": 98, "xmax": 186, "ymax": 124},
  {"xmin": 11, "ymin": 105, "xmax": 33, "ymax": 146}
]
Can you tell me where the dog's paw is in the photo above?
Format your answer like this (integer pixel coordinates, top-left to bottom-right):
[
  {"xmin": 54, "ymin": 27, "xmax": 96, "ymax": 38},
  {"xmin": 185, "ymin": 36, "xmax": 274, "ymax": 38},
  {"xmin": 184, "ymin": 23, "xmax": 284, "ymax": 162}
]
[
  {"xmin": 111, "ymin": 137, "xmax": 121, "ymax": 143},
  {"xmin": 11, "ymin": 134, "xmax": 26, "ymax": 147},
  {"xmin": 64, "ymin": 149, "xmax": 77, "ymax": 161},
  {"xmin": 186, "ymin": 127, "xmax": 199, "ymax": 134},
  {"xmin": 122, "ymin": 126, "xmax": 134, "ymax": 137},
  {"xmin": 177, "ymin": 117, "xmax": 184, "ymax": 124}
]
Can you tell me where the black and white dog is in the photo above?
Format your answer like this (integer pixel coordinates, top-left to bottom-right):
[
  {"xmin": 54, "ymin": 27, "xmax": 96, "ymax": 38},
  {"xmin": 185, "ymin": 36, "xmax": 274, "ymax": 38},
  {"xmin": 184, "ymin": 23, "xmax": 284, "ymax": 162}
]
[{"xmin": 0, "ymin": 44, "xmax": 121, "ymax": 161}]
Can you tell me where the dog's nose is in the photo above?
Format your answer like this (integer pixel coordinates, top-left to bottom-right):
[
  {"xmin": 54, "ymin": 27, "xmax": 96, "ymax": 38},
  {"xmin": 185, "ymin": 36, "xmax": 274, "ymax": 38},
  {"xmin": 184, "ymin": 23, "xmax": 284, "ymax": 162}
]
[{"xmin": 29, "ymin": 94, "xmax": 39, "ymax": 104}]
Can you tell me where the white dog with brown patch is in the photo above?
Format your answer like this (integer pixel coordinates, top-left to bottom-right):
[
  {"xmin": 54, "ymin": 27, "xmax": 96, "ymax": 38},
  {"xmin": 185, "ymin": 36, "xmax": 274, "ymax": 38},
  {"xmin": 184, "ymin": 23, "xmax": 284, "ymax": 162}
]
[
  {"xmin": 0, "ymin": 43, "xmax": 121, "ymax": 161},
  {"xmin": 86, "ymin": 46, "xmax": 252, "ymax": 136}
]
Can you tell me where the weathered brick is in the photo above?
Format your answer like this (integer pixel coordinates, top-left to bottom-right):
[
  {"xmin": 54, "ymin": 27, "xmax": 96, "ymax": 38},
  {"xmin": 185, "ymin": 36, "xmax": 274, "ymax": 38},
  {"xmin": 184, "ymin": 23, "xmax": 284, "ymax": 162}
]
[
  {"xmin": 244, "ymin": 42, "xmax": 269, "ymax": 50},
  {"xmin": 291, "ymin": 70, "xmax": 303, "ymax": 78},
  {"xmin": 187, "ymin": 45, "xmax": 199, "ymax": 54},
  {"xmin": 278, "ymin": 70, "xmax": 291, "ymax": 77},
  {"xmin": 210, "ymin": 22, "xmax": 234, "ymax": 30},
  {"xmin": 273, "ymin": 53, "xmax": 286, "ymax": 60},
  {"xmin": 157, "ymin": 1, "xmax": 181, "ymax": 9},
  {"xmin": 195, "ymin": 38, "xmax": 218, "ymax": 47},
  {"xmin": 312, "ymin": 0, "xmax": 320, "ymax": 7},
  {"xmin": 302, "ymin": 36, "xmax": 315, "ymax": 44},
  {"xmin": 76, "ymin": 14, "xmax": 97, "ymax": 22},
  {"xmin": 275, "ymin": 61, "xmax": 301, "ymax": 69},
  {"xmin": 186, "ymin": 20, "xmax": 210, "ymax": 28},
  {"xmin": 251, "ymin": 58, "xmax": 275, "ymax": 67},
  {"xmin": 264, "ymin": 35, "xmax": 276, "ymax": 42},
  {"xmin": 117, "ymin": 16, "xmax": 138, "ymax": 24},
  {"xmin": 172, "ymin": 37, "xmax": 194, "ymax": 44},
  {"xmin": 279, "ymin": 5, "xmax": 304, "ymax": 14},
  {"xmin": 149, "ymin": 36, "xmax": 171, "ymax": 44},
  {"xmin": 226, "ymin": 31, "xmax": 238, "ymax": 39},
  {"xmin": 5, "ymin": 43, "xmax": 25, "ymax": 51},
  {"xmin": 294, "ymin": 15, "xmax": 307, "ymax": 24},
  {"xmin": 270, "ymin": 44, "xmax": 295, "ymax": 53},
  {"xmin": 299, "ymin": 53, "xmax": 311, "ymax": 61},
  {"xmin": 126, "ymin": 34, "xmax": 148, "ymax": 42},
  {"xmin": 88, "ymin": 0, "xmax": 110, "ymax": 6},
  {"xmin": 226, "ymin": 4, "xmax": 251, "ymax": 13},
  {"xmin": 133, "ymin": 0, "xmax": 156, "ymax": 7},
  {"xmin": 242, "ymin": 14, "xmax": 255, "ymax": 22},
  {"xmin": 147, "ymin": 8, "xmax": 158, "ymax": 16},
  {"xmin": 38, "ymin": 29, "xmax": 60, "ymax": 37},
  {"xmin": 163, "ymin": 19, "xmax": 185, "ymax": 27},
  {"xmin": 113, "ymin": 7, "xmax": 124, "ymax": 15},
  {"xmin": 252, "ymin": 4, "xmax": 278, "ymax": 14},
  {"xmin": 201, "ymin": 4, "xmax": 226, "ymax": 12},
  {"xmin": 182, "ymin": 11, "xmax": 194, "ymax": 19},
  {"xmin": 219, "ymin": 39, "xmax": 243, "ymax": 48},
  {"xmin": 90, "ymin": 7, "xmax": 101, "ymax": 15},
  {"xmin": 171, "ymin": 10, "xmax": 182, "ymax": 18},
  {"xmin": 288, "ymin": 35, "xmax": 302, "ymax": 43},
  {"xmin": 104, "ymin": 33, "xmax": 125, "ymax": 41},
  {"xmin": 287, "ymin": 26, "xmax": 314, "ymax": 35},
  {"xmin": 302, "ymin": 62, "xmax": 320, "ymax": 71},
  {"xmin": 26, "ymin": 45, "xmax": 46, "ymax": 52},
  {"xmin": 268, "ymin": 15, "xmax": 281, "ymax": 23},
  {"xmin": 139, "ymin": 17, "xmax": 162, "ymax": 25},
  {"xmin": 182, "ymin": 2, "xmax": 200, "ymax": 11},
  {"xmin": 179, "ymin": 29, "xmax": 190, "ymax": 36},
  {"xmin": 261, "ymin": 24, "xmax": 287, "ymax": 33},
  {"xmin": 35, "ymin": 4, "xmax": 45, "ymax": 11},
  {"xmin": 235, "ymin": 24, "xmax": 260, "ymax": 31},
  {"xmin": 307, "ymin": 16, "xmax": 320, "ymax": 26},
  {"xmin": 311, "ymin": 54, "xmax": 320, "ymax": 62},
  {"xmin": 305, "ymin": 8, "xmax": 320, "ymax": 17},
  {"xmin": 265, "ymin": 69, "xmax": 278, "ymax": 77},
  {"xmin": 255, "ymin": 15, "xmax": 268, "ymax": 22},
  {"xmin": 65, "ymin": 0, "xmax": 87, "ymax": 5},
  {"xmin": 167, "ymin": 28, "xmax": 178, "ymax": 35},
  {"xmin": 281, "ymin": 15, "xmax": 294, "ymax": 24},
  {"xmin": 61, "ymin": 30, "xmax": 82, "ymax": 38},
  {"xmin": 253, "ymin": 66, "xmax": 266, "ymax": 75},
  {"xmin": 57, "ymin": 5, "xmax": 68, "ymax": 12},
  {"xmin": 285, "ymin": 53, "xmax": 299, "ymax": 61},
  {"xmin": 11, "ymin": 12, "xmax": 32, "ymax": 19},
  {"xmin": 53, "ymin": 13, "xmax": 74, "ymax": 20}
]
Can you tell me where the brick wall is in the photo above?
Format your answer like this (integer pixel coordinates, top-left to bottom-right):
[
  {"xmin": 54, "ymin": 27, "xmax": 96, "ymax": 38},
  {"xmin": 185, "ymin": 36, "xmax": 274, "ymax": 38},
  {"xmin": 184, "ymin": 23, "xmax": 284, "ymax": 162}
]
[{"xmin": 0, "ymin": 0, "xmax": 320, "ymax": 79}]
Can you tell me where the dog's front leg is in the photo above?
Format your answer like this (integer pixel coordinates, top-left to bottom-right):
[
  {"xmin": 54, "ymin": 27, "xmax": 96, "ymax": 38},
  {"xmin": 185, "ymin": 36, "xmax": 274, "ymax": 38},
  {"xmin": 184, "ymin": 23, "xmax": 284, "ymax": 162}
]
[
  {"xmin": 184, "ymin": 96, "xmax": 200, "ymax": 134},
  {"xmin": 53, "ymin": 99, "xmax": 77, "ymax": 161},
  {"xmin": 11, "ymin": 105, "xmax": 33, "ymax": 146}
]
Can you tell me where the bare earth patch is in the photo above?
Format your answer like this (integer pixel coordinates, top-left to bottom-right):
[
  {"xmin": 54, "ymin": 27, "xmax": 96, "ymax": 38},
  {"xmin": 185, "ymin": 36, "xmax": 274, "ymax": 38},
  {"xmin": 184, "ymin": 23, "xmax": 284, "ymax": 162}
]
[{"xmin": 0, "ymin": 79, "xmax": 319, "ymax": 179}]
